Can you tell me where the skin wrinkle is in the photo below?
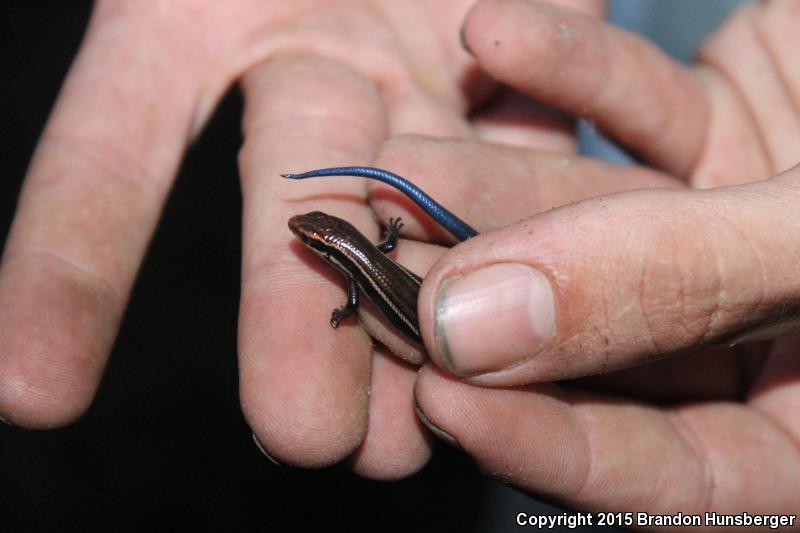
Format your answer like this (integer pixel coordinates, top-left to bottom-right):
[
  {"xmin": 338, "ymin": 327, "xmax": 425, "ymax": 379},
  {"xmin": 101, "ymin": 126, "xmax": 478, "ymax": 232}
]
[
  {"xmin": 249, "ymin": 16, "xmax": 414, "ymax": 104},
  {"xmin": 7, "ymin": 146, "xmax": 160, "ymax": 296},
  {"xmin": 35, "ymin": 132, "xmax": 171, "ymax": 201},
  {"xmin": 691, "ymin": 207, "xmax": 726, "ymax": 346},
  {"xmin": 238, "ymin": 61, "xmax": 387, "ymax": 163},
  {"xmin": 718, "ymin": 200, "xmax": 770, "ymax": 321},
  {"xmin": 754, "ymin": 6, "xmax": 800, "ymax": 131},
  {"xmin": 667, "ymin": 409, "xmax": 716, "ymax": 513},
  {"xmin": 698, "ymin": 198, "xmax": 775, "ymax": 346},
  {"xmin": 561, "ymin": 394, "xmax": 597, "ymax": 505},
  {"xmin": 637, "ymin": 232, "xmax": 664, "ymax": 356},
  {"xmin": 598, "ymin": 282, "xmax": 613, "ymax": 371},
  {"xmin": 245, "ymin": 122, "xmax": 380, "ymax": 172},
  {"xmin": 731, "ymin": 406, "xmax": 799, "ymax": 511},
  {"xmin": 652, "ymin": 221, "xmax": 682, "ymax": 351},
  {"xmin": 250, "ymin": 262, "xmax": 343, "ymax": 306},
  {"xmin": 676, "ymin": 249, "xmax": 692, "ymax": 344},
  {"xmin": 647, "ymin": 200, "xmax": 720, "ymax": 345},
  {"xmin": 588, "ymin": 241, "xmax": 621, "ymax": 372},
  {"xmin": 636, "ymin": 204, "xmax": 727, "ymax": 354},
  {"xmin": 0, "ymin": 253, "xmax": 120, "ymax": 422},
  {"xmin": 749, "ymin": 394, "xmax": 800, "ymax": 473},
  {"xmin": 2, "ymin": 248, "xmax": 123, "ymax": 304},
  {"xmin": 744, "ymin": 8, "xmax": 798, "ymax": 173},
  {"xmin": 268, "ymin": 109, "xmax": 383, "ymax": 147},
  {"xmin": 242, "ymin": 88, "xmax": 381, "ymax": 139},
  {"xmin": 696, "ymin": 41, "xmax": 775, "ymax": 179}
]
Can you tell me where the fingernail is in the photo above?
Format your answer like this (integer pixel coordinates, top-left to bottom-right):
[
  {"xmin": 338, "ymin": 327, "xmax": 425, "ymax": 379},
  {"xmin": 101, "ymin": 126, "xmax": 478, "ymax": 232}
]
[
  {"xmin": 435, "ymin": 263, "xmax": 555, "ymax": 376},
  {"xmin": 459, "ymin": 24, "xmax": 474, "ymax": 56},
  {"xmin": 252, "ymin": 433, "xmax": 283, "ymax": 466},
  {"xmin": 414, "ymin": 399, "xmax": 460, "ymax": 449}
]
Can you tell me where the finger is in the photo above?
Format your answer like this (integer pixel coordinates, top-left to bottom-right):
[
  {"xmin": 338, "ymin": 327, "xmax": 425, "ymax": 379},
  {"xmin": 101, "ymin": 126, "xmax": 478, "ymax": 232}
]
[
  {"xmin": 415, "ymin": 365, "xmax": 800, "ymax": 517},
  {"xmin": 238, "ymin": 54, "xmax": 389, "ymax": 466},
  {"xmin": 461, "ymin": 0, "xmax": 708, "ymax": 176},
  {"xmin": 467, "ymin": 1, "xmax": 607, "ymax": 152},
  {"xmin": 419, "ymin": 166, "xmax": 800, "ymax": 384},
  {"xmin": 347, "ymin": 347, "xmax": 433, "ymax": 480},
  {"xmin": 0, "ymin": 5, "xmax": 216, "ymax": 427},
  {"xmin": 370, "ymin": 135, "xmax": 679, "ymax": 243}
]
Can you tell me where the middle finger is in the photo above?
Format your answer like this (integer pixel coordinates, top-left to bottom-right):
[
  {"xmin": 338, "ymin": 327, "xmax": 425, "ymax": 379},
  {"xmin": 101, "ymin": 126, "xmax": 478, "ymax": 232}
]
[{"xmin": 238, "ymin": 54, "xmax": 386, "ymax": 467}]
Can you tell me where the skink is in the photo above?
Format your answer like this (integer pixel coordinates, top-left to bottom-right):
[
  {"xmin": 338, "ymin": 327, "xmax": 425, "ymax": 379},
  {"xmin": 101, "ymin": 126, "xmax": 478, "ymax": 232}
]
[{"xmin": 284, "ymin": 166, "xmax": 479, "ymax": 345}]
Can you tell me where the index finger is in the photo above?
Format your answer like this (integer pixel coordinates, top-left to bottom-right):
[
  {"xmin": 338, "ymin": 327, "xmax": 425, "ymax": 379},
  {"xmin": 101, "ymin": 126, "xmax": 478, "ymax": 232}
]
[
  {"xmin": 461, "ymin": 0, "xmax": 709, "ymax": 176},
  {"xmin": 0, "ymin": 4, "xmax": 213, "ymax": 427}
]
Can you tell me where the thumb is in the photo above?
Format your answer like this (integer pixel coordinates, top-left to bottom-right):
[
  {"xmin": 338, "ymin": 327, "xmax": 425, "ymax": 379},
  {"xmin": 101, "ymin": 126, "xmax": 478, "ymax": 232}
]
[{"xmin": 419, "ymin": 169, "xmax": 800, "ymax": 385}]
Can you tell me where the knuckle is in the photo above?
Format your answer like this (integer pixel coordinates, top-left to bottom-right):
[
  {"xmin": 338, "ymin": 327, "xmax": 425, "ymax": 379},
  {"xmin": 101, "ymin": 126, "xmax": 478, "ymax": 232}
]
[{"xmin": 634, "ymin": 215, "xmax": 722, "ymax": 352}]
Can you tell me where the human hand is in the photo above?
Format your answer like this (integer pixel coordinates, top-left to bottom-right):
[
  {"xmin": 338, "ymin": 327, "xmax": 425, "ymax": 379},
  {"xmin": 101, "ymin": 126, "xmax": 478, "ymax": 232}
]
[
  {"xmin": 0, "ymin": 1, "xmax": 467, "ymax": 435},
  {"xmin": 2, "ymin": 1, "xmax": 487, "ymax": 430},
  {"xmin": 0, "ymin": 0, "xmax": 614, "ymax": 479},
  {"xmin": 412, "ymin": 0, "xmax": 800, "ymax": 521}
]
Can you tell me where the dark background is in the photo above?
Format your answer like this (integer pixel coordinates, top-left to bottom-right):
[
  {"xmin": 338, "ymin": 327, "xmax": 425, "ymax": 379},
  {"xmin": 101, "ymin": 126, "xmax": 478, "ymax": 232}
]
[{"xmin": 0, "ymin": 2, "xmax": 742, "ymax": 532}]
